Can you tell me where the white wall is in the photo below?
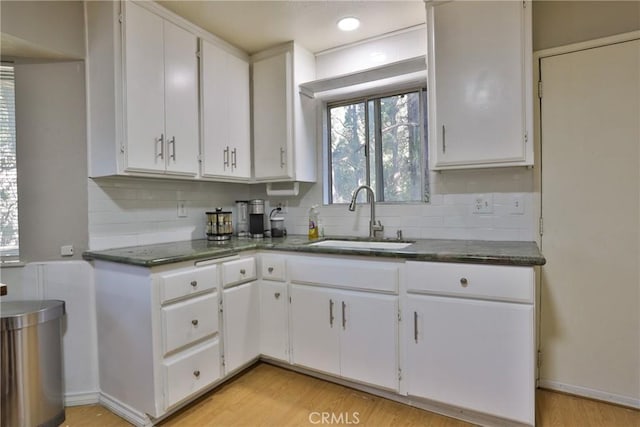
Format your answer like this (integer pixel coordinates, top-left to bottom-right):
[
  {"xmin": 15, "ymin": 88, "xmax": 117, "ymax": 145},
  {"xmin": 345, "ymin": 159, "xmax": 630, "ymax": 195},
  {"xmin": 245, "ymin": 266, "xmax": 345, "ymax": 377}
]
[
  {"xmin": 15, "ymin": 61, "xmax": 89, "ymax": 262},
  {"xmin": 0, "ymin": 0, "xmax": 85, "ymax": 59},
  {"xmin": 533, "ymin": 1, "xmax": 640, "ymax": 51},
  {"xmin": 1, "ymin": 261, "xmax": 99, "ymax": 405}
]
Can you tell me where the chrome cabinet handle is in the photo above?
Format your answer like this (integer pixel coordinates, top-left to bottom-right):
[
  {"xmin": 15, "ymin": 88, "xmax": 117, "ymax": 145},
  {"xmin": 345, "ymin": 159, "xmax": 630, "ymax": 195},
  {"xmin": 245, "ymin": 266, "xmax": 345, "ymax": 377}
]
[
  {"xmin": 342, "ymin": 301, "xmax": 346, "ymax": 330},
  {"xmin": 191, "ymin": 319, "xmax": 198, "ymax": 326},
  {"xmin": 193, "ymin": 370, "xmax": 200, "ymax": 378},
  {"xmin": 280, "ymin": 147, "xmax": 286, "ymax": 168},
  {"xmin": 223, "ymin": 146, "xmax": 230, "ymax": 168},
  {"xmin": 231, "ymin": 148, "xmax": 237, "ymax": 169},
  {"xmin": 442, "ymin": 125, "xmax": 446, "ymax": 154},
  {"xmin": 268, "ymin": 267, "xmax": 274, "ymax": 273},
  {"xmin": 157, "ymin": 133, "xmax": 164, "ymax": 159},
  {"xmin": 274, "ymin": 292, "xmax": 280, "ymax": 299},
  {"xmin": 460, "ymin": 277, "xmax": 468, "ymax": 287},
  {"xmin": 240, "ymin": 269, "xmax": 246, "ymax": 275},
  {"xmin": 169, "ymin": 136, "xmax": 176, "ymax": 161},
  {"xmin": 329, "ymin": 299, "xmax": 334, "ymax": 327},
  {"xmin": 414, "ymin": 311, "xmax": 418, "ymax": 343},
  {"xmin": 190, "ymin": 281, "xmax": 197, "ymax": 287}
]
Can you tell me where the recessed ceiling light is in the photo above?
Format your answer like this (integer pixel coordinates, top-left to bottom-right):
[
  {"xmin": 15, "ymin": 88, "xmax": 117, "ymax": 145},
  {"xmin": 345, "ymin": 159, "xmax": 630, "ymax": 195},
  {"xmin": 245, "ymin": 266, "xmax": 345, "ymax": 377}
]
[{"xmin": 337, "ymin": 17, "xmax": 360, "ymax": 32}]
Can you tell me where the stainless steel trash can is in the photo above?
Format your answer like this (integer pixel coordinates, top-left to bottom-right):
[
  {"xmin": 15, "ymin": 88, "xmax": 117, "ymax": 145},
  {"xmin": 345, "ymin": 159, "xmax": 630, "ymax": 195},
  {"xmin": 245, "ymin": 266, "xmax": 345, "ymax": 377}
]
[{"xmin": 1, "ymin": 300, "xmax": 65, "ymax": 427}]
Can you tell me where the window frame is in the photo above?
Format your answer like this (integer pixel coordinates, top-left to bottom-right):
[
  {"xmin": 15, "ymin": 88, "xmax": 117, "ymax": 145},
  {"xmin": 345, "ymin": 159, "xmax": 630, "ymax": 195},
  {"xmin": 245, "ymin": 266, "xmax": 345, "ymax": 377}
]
[
  {"xmin": 325, "ymin": 86, "xmax": 429, "ymax": 205},
  {"xmin": 0, "ymin": 62, "xmax": 19, "ymax": 262}
]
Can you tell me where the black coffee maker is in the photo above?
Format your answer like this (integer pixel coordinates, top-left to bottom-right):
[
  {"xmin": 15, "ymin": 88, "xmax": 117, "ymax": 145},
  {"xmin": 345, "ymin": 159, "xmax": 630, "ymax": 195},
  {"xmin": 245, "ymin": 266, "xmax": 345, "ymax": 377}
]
[{"xmin": 249, "ymin": 199, "xmax": 265, "ymax": 238}]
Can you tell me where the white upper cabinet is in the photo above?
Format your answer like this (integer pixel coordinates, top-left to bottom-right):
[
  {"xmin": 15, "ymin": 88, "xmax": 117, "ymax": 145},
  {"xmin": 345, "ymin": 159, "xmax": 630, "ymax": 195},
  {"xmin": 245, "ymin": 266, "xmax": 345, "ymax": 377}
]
[
  {"xmin": 426, "ymin": 0, "xmax": 533, "ymax": 169},
  {"xmin": 200, "ymin": 39, "xmax": 251, "ymax": 181},
  {"xmin": 87, "ymin": 1, "xmax": 199, "ymax": 178},
  {"xmin": 252, "ymin": 42, "xmax": 317, "ymax": 182}
]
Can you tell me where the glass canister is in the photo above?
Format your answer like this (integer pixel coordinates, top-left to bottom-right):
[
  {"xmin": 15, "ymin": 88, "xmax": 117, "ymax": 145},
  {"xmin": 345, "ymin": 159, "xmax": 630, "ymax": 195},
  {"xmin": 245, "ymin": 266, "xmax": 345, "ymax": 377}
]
[{"xmin": 206, "ymin": 208, "xmax": 233, "ymax": 241}]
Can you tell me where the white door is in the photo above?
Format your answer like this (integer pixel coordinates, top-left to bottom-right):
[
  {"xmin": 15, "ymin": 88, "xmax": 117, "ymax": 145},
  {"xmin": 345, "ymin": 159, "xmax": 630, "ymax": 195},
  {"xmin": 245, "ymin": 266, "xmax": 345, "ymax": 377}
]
[
  {"xmin": 222, "ymin": 282, "xmax": 260, "ymax": 373},
  {"xmin": 406, "ymin": 294, "xmax": 534, "ymax": 425},
  {"xmin": 259, "ymin": 281, "xmax": 288, "ymax": 361},
  {"xmin": 163, "ymin": 20, "xmax": 199, "ymax": 176},
  {"xmin": 290, "ymin": 284, "xmax": 340, "ymax": 375},
  {"xmin": 430, "ymin": 1, "xmax": 526, "ymax": 167},
  {"xmin": 539, "ymin": 39, "xmax": 640, "ymax": 400},
  {"xmin": 338, "ymin": 290, "xmax": 398, "ymax": 391},
  {"xmin": 123, "ymin": 2, "xmax": 165, "ymax": 172},
  {"xmin": 253, "ymin": 52, "xmax": 292, "ymax": 180}
]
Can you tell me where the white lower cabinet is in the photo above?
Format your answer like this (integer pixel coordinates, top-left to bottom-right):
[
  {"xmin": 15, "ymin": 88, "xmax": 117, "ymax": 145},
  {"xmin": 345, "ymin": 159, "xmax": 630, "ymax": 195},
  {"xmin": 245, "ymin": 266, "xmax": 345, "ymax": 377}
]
[
  {"xmin": 259, "ymin": 280, "xmax": 289, "ymax": 361},
  {"xmin": 290, "ymin": 284, "xmax": 399, "ymax": 391},
  {"xmin": 222, "ymin": 281, "xmax": 260, "ymax": 373},
  {"xmin": 94, "ymin": 261, "xmax": 221, "ymax": 420},
  {"xmin": 93, "ymin": 252, "xmax": 537, "ymax": 426},
  {"xmin": 405, "ymin": 261, "xmax": 535, "ymax": 425}
]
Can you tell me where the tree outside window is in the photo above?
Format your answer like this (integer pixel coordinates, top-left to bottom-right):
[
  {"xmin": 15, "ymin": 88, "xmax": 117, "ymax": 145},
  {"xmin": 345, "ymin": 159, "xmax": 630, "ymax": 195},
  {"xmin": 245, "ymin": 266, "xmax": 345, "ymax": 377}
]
[{"xmin": 328, "ymin": 89, "xmax": 428, "ymax": 204}]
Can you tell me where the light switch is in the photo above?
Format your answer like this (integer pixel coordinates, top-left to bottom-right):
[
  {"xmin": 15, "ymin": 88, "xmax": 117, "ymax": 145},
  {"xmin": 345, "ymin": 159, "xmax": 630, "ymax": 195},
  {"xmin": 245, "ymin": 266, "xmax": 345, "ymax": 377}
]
[
  {"xmin": 60, "ymin": 245, "xmax": 74, "ymax": 257},
  {"xmin": 177, "ymin": 201, "xmax": 188, "ymax": 217}
]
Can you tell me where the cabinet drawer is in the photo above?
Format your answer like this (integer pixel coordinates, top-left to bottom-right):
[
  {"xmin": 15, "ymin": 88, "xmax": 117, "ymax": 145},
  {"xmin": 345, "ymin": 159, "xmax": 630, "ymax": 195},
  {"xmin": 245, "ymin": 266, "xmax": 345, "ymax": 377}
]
[
  {"xmin": 163, "ymin": 339, "xmax": 220, "ymax": 409},
  {"xmin": 406, "ymin": 261, "xmax": 534, "ymax": 303},
  {"xmin": 289, "ymin": 256, "xmax": 399, "ymax": 293},
  {"xmin": 158, "ymin": 265, "xmax": 218, "ymax": 304},
  {"xmin": 222, "ymin": 257, "xmax": 257, "ymax": 287},
  {"xmin": 162, "ymin": 292, "xmax": 219, "ymax": 355},
  {"xmin": 261, "ymin": 254, "xmax": 286, "ymax": 282}
]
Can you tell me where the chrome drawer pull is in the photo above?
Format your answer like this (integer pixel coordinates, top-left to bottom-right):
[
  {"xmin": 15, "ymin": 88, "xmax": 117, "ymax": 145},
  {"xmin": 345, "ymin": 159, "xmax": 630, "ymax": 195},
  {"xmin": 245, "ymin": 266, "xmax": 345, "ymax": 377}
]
[
  {"xmin": 240, "ymin": 269, "xmax": 246, "ymax": 275},
  {"xmin": 193, "ymin": 370, "xmax": 200, "ymax": 378},
  {"xmin": 460, "ymin": 277, "xmax": 469, "ymax": 287},
  {"xmin": 414, "ymin": 311, "xmax": 418, "ymax": 343},
  {"xmin": 268, "ymin": 267, "xmax": 274, "ymax": 273},
  {"xmin": 190, "ymin": 281, "xmax": 198, "ymax": 287},
  {"xmin": 342, "ymin": 301, "xmax": 346, "ymax": 330},
  {"xmin": 191, "ymin": 319, "xmax": 198, "ymax": 326},
  {"xmin": 274, "ymin": 292, "xmax": 281, "ymax": 299}
]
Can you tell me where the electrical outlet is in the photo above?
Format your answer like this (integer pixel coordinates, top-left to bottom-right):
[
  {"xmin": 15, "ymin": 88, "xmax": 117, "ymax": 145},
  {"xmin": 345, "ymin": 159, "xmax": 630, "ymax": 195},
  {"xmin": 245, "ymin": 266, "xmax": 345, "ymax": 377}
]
[
  {"xmin": 473, "ymin": 194, "xmax": 493, "ymax": 214},
  {"xmin": 510, "ymin": 195, "xmax": 525, "ymax": 215},
  {"xmin": 177, "ymin": 200, "xmax": 188, "ymax": 217}
]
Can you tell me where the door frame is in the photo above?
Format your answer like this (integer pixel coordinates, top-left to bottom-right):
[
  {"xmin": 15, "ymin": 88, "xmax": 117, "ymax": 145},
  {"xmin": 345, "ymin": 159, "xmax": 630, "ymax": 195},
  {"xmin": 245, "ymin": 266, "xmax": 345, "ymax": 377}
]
[{"xmin": 532, "ymin": 30, "xmax": 640, "ymax": 397}]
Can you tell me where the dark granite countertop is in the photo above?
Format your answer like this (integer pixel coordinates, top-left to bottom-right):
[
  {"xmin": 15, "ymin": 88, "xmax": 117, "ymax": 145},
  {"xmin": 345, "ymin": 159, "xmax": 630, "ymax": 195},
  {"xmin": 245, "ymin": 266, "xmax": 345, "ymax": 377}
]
[{"xmin": 82, "ymin": 235, "xmax": 545, "ymax": 267}]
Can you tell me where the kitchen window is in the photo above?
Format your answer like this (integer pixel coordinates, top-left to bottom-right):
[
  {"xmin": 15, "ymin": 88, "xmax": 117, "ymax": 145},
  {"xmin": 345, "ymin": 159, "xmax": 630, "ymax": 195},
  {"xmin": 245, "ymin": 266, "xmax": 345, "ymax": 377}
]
[
  {"xmin": 0, "ymin": 64, "xmax": 18, "ymax": 259},
  {"xmin": 327, "ymin": 89, "xmax": 429, "ymax": 204}
]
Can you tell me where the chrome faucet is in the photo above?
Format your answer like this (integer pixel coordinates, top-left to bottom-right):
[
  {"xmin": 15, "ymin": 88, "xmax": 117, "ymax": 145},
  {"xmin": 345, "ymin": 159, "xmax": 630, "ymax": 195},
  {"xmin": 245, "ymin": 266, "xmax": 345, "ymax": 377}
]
[{"xmin": 348, "ymin": 185, "xmax": 384, "ymax": 238}]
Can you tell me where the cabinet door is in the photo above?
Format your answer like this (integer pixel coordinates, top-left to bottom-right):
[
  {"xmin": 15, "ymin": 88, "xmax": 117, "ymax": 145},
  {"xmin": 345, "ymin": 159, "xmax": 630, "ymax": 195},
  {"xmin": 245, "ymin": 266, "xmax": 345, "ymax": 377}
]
[
  {"xmin": 406, "ymin": 294, "xmax": 535, "ymax": 425},
  {"xmin": 338, "ymin": 290, "xmax": 398, "ymax": 391},
  {"xmin": 227, "ymin": 53, "xmax": 251, "ymax": 179},
  {"xmin": 429, "ymin": 1, "xmax": 529, "ymax": 168},
  {"xmin": 163, "ymin": 20, "xmax": 199, "ymax": 175},
  {"xmin": 123, "ymin": 2, "xmax": 165, "ymax": 172},
  {"xmin": 252, "ymin": 52, "xmax": 293, "ymax": 180},
  {"xmin": 222, "ymin": 282, "xmax": 260, "ymax": 373},
  {"xmin": 201, "ymin": 41, "xmax": 250, "ymax": 179},
  {"xmin": 259, "ymin": 281, "xmax": 288, "ymax": 361},
  {"xmin": 290, "ymin": 284, "xmax": 340, "ymax": 376}
]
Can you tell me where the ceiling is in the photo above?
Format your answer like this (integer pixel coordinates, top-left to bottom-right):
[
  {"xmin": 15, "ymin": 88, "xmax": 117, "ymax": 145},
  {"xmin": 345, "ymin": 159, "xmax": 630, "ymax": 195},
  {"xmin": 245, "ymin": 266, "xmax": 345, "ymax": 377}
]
[{"xmin": 158, "ymin": 1, "xmax": 426, "ymax": 55}]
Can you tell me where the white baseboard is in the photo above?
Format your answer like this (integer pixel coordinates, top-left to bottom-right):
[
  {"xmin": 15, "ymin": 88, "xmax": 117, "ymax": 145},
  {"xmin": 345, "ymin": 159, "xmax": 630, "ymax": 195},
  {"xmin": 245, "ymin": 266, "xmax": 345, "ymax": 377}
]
[
  {"xmin": 99, "ymin": 392, "xmax": 152, "ymax": 427},
  {"xmin": 538, "ymin": 380, "xmax": 640, "ymax": 409},
  {"xmin": 65, "ymin": 391, "xmax": 100, "ymax": 406}
]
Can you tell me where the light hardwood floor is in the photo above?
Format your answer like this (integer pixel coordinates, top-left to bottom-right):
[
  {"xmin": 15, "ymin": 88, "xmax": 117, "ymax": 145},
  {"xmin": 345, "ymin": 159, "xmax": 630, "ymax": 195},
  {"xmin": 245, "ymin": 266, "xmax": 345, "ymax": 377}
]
[{"xmin": 63, "ymin": 363, "xmax": 640, "ymax": 426}]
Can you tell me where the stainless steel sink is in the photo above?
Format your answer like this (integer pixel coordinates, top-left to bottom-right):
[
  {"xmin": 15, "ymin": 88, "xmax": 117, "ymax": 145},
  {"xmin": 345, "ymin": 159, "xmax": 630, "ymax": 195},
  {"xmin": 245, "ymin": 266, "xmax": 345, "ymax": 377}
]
[{"xmin": 309, "ymin": 239, "xmax": 413, "ymax": 250}]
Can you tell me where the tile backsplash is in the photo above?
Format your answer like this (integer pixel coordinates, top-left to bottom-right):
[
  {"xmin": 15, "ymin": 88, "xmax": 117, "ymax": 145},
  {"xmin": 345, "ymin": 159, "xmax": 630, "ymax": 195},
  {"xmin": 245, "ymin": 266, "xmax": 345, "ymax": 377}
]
[
  {"xmin": 88, "ymin": 177, "xmax": 251, "ymax": 250},
  {"xmin": 88, "ymin": 169, "xmax": 537, "ymax": 250}
]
